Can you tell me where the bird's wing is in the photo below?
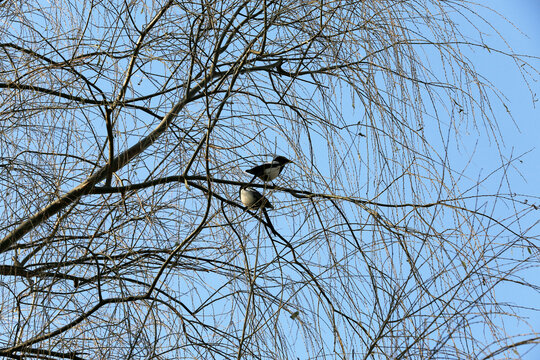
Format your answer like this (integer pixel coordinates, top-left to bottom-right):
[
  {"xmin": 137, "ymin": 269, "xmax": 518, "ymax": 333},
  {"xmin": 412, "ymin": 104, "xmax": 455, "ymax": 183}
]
[
  {"xmin": 246, "ymin": 162, "xmax": 271, "ymax": 175},
  {"xmin": 263, "ymin": 208, "xmax": 277, "ymax": 235},
  {"xmin": 250, "ymin": 189, "xmax": 273, "ymax": 209}
]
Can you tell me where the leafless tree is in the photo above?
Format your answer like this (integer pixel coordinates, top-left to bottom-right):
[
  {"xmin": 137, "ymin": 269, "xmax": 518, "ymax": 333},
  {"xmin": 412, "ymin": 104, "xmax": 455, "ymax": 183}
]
[{"xmin": 0, "ymin": 0, "xmax": 538, "ymax": 359}]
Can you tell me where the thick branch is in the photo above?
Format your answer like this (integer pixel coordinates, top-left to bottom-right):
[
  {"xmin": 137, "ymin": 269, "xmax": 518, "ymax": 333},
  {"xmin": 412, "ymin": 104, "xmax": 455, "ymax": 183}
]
[{"xmin": 0, "ymin": 70, "xmax": 213, "ymax": 253}]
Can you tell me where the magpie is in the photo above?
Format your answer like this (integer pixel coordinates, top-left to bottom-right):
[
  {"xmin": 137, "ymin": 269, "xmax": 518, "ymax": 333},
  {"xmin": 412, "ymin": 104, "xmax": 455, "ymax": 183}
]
[
  {"xmin": 239, "ymin": 185, "xmax": 277, "ymax": 234},
  {"xmin": 246, "ymin": 156, "xmax": 292, "ymax": 183}
]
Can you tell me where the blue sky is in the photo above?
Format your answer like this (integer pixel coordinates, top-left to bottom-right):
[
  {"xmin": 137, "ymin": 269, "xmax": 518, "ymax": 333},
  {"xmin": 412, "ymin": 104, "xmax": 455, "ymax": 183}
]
[
  {"xmin": 463, "ymin": 1, "xmax": 540, "ymax": 358},
  {"xmin": 482, "ymin": 0, "xmax": 539, "ymax": 157},
  {"xmin": 1, "ymin": 1, "xmax": 537, "ymax": 358},
  {"xmin": 285, "ymin": 0, "xmax": 540, "ymax": 355}
]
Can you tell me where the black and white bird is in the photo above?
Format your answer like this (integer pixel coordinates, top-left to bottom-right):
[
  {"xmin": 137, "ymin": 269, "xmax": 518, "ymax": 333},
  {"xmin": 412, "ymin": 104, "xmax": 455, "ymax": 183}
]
[
  {"xmin": 239, "ymin": 185, "xmax": 273, "ymax": 210},
  {"xmin": 246, "ymin": 156, "xmax": 292, "ymax": 183},
  {"xmin": 239, "ymin": 185, "xmax": 276, "ymax": 234}
]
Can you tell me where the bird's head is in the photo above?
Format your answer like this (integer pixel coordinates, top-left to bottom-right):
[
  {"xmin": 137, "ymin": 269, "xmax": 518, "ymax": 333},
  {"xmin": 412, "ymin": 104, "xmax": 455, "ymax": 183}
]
[{"xmin": 273, "ymin": 156, "xmax": 292, "ymax": 165}]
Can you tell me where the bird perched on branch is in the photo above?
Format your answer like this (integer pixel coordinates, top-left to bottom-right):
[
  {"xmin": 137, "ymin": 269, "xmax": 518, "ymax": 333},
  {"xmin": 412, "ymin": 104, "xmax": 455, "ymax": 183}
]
[
  {"xmin": 239, "ymin": 185, "xmax": 276, "ymax": 234},
  {"xmin": 240, "ymin": 185, "xmax": 273, "ymax": 210},
  {"xmin": 246, "ymin": 156, "xmax": 292, "ymax": 183}
]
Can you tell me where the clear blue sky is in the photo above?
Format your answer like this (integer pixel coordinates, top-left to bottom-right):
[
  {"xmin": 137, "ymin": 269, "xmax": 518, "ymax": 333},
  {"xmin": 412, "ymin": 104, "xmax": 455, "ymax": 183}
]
[{"xmin": 467, "ymin": 1, "xmax": 540, "ymax": 358}]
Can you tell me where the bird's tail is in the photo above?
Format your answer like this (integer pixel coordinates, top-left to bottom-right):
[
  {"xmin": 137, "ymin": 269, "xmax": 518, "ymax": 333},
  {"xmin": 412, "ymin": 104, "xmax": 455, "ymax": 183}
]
[
  {"xmin": 263, "ymin": 208, "xmax": 277, "ymax": 235},
  {"xmin": 248, "ymin": 174, "xmax": 257, "ymax": 184}
]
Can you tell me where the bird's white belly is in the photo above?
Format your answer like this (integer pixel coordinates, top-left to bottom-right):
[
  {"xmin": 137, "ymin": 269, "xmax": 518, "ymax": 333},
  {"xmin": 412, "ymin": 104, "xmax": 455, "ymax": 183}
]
[{"xmin": 264, "ymin": 166, "xmax": 281, "ymax": 181}]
